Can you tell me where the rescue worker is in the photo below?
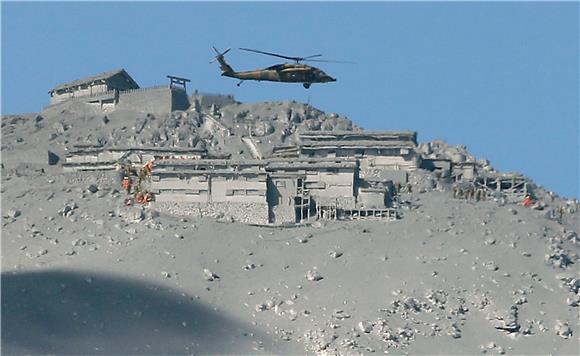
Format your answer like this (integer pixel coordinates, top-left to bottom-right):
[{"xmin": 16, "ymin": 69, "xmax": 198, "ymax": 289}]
[
  {"xmin": 523, "ymin": 193, "xmax": 534, "ymax": 207},
  {"xmin": 395, "ymin": 182, "xmax": 402, "ymax": 195},
  {"xmin": 121, "ymin": 176, "xmax": 131, "ymax": 193},
  {"xmin": 135, "ymin": 191, "xmax": 145, "ymax": 204},
  {"xmin": 143, "ymin": 159, "xmax": 154, "ymax": 174},
  {"xmin": 466, "ymin": 187, "xmax": 473, "ymax": 200}
]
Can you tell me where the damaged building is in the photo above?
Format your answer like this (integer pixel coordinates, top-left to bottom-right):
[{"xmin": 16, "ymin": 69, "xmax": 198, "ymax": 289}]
[
  {"xmin": 273, "ymin": 130, "xmax": 419, "ymax": 184},
  {"xmin": 50, "ymin": 70, "xmax": 535, "ymax": 225},
  {"xmin": 148, "ymin": 155, "xmax": 399, "ymax": 225},
  {"xmin": 60, "ymin": 129, "xmax": 418, "ymax": 225},
  {"xmin": 151, "ymin": 159, "xmax": 270, "ymax": 224}
]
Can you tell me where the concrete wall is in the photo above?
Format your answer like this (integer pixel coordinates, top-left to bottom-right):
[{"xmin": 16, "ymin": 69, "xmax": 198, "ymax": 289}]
[
  {"xmin": 359, "ymin": 169, "xmax": 408, "ymax": 184},
  {"xmin": 154, "ymin": 176, "xmax": 209, "ymax": 191},
  {"xmin": 361, "ymin": 155, "xmax": 419, "ymax": 170},
  {"xmin": 306, "ymin": 170, "xmax": 354, "ymax": 198},
  {"xmin": 210, "ymin": 177, "xmax": 267, "ymax": 203},
  {"xmin": 303, "ymin": 149, "xmax": 419, "ymax": 171},
  {"xmin": 117, "ymin": 87, "xmax": 172, "ymax": 113},
  {"xmin": 453, "ymin": 165, "xmax": 476, "ymax": 181},
  {"xmin": 117, "ymin": 86, "xmax": 190, "ymax": 114},
  {"xmin": 171, "ymin": 88, "xmax": 191, "ymax": 111},
  {"xmin": 153, "ymin": 174, "xmax": 267, "ymax": 205},
  {"xmin": 357, "ymin": 189, "xmax": 386, "ymax": 209},
  {"xmin": 267, "ymin": 176, "xmax": 299, "ymax": 224}
]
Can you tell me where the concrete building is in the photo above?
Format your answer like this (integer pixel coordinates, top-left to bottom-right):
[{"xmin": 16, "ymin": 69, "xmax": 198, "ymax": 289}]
[
  {"xmin": 265, "ymin": 158, "xmax": 358, "ymax": 223},
  {"xmin": 148, "ymin": 156, "xmax": 398, "ymax": 225},
  {"xmin": 151, "ymin": 159, "xmax": 269, "ymax": 224},
  {"xmin": 298, "ymin": 130, "xmax": 419, "ymax": 167},
  {"xmin": 273, "ymin": 130, "xmax": 420, "ymax": 184}
]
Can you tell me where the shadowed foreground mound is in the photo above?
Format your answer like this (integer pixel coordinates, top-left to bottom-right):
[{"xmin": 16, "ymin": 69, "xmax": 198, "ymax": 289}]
[{"xmin": 2, "ymin": 270, "xmax": 266, "ymax": 355}]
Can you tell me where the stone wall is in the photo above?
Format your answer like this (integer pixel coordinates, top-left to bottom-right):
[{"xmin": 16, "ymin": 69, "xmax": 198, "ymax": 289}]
[{"xmin": 154, "ymin": 201, "xmax": 269, "ymax": 225}]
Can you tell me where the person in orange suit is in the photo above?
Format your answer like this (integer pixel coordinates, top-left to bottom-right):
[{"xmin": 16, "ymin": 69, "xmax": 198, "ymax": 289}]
[{"xmin": 523, "ymin": 193, "xmax": 534, "ymax": 207}]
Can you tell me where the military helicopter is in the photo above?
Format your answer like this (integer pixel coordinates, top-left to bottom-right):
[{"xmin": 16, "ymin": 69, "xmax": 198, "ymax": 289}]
[{"xmin": 211, "ymin": 47, "xmax": 346, "ymax": 89}]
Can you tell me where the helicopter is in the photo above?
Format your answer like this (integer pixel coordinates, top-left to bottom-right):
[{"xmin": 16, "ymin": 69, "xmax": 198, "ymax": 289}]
[{"xmin": 211, "ymin": 47, "xmax": 344, "ymax": 89}]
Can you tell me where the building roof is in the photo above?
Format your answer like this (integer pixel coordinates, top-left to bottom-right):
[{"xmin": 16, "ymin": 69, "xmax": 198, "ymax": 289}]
[
  {"xmin": 154, "ymin": 169, "xmax": 267, "ymax": 176},
  {"xmin": 154, "ymin": 159, "xmax": 267, "ymax": 168},
  {"xmin": 300, "ymin": 140, "xmax": 416, "ymax": 149},
  {"xmin": 269, "ymin": 157, "xmax": 358, "ymax": 164},
  {"xmin": 68, "ymin": 145, "xmax": 206, "ymax": 155},
  {"xmin": 266, "ymin": 161, "xmax": 357, "ymax": 170},
  {"xmin": 50, "ymin": 68, "xmax": 139, "ymax": 93},
  {"xmin": 299, "ymin": 130, "xmax": 417, "ymax": 143}
]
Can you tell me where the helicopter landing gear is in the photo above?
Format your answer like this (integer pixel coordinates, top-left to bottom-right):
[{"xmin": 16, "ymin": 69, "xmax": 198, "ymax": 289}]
[
  {"xmin": 303, "ymin": 83, "xmax": 311, "ymax": 89},
  {"xmin": 237, "ymin": 80, "xmax": 244, "ymax": 87}
]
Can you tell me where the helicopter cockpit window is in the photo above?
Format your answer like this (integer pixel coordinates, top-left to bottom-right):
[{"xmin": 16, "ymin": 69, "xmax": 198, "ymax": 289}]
[{"xmin": 266, "ymin": 64, "xmax": 284, "ymax": 70}]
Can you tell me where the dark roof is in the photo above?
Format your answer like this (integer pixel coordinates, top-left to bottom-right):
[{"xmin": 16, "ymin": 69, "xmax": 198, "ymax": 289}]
[
  {"xmin": 68, "ymin": 146, "xmax": 206, "ymax": 155},
  {"xmin": 299, "ymin": 130, "xmax": 417, "ymax": 143},
  {"xmin": 300, "ymin": 140, "xmax": 416, "ymax": 149},
  {"xmin": 50, "ymin": 69, "xmax": 139, "ymax": 92}
]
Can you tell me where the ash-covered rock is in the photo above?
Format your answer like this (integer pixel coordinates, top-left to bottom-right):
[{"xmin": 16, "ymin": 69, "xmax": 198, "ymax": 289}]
[
  {"xmin": 305, "ymin": 269, "xmax": 323, "ymax": 282},
  {"xmin": 203, "ymin": 268, "xmax": 219, "ymax": 281}
]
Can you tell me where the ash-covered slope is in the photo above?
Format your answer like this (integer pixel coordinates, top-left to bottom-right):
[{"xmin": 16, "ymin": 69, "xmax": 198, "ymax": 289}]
[
  {"xmin": 1, "ymin": 99, "xmax": 354, "ymax": 170},
  {"xmin": 1, "ymin": 99, "xmax": 578, "ymax": 355}
]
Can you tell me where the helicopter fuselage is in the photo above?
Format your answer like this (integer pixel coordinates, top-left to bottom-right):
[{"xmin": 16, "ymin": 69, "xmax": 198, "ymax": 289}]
[
  {"xmin": 224, "ymin": 63, "xmax": 336, "ymax": 85},
  {"xmin": 212, "ymin": 47, "xmax": 338, "ymax": 88}
]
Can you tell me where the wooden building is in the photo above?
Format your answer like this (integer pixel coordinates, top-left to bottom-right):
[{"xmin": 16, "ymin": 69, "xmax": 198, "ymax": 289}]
[{"xmin": 48, "ymin": 69, "xmax": 139, "ymax": 105}]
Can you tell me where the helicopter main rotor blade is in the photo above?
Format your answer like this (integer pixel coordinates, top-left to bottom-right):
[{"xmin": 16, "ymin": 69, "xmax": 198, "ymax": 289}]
[
  {"xmin": 302, "ymin": 54, "xmax": 323, "ymax": 60},
  {"xmin": 239, "ymin": 48, "xmax": 302, "ymax": 62},
  {"xmin": 305, "ymin": 58, "xmax": 357, "ymax": 64}
]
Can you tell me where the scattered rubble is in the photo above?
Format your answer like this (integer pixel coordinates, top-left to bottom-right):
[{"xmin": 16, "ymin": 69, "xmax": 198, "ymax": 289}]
[
  {"xmin": 305, "ymin": 269, "xmax": 323, "ymax": 282},
  {"xmin": 203, "ymin": 268, "xmax": 219, "ymax": 281}
]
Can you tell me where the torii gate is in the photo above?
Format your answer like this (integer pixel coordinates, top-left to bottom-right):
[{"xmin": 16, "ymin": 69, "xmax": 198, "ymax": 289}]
[{"xmin": 167, "ymin": 75, "xmax": 191, "ymax": 91}]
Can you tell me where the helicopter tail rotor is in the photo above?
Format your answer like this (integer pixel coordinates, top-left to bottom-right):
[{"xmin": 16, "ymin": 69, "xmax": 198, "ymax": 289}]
[
  {"xmin": 210, "ymin": 46, "xmax": 235, "ymax": 76},
  {"xmin": 210, "ymin": 46, "xmax": 231, "ymax": 63}
]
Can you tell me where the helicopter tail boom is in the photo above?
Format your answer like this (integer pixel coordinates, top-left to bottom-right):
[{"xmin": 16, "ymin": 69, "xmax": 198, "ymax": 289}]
[{"xmin": 211, "ymin": 46, "xmax": 235, "ymax": 77}]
